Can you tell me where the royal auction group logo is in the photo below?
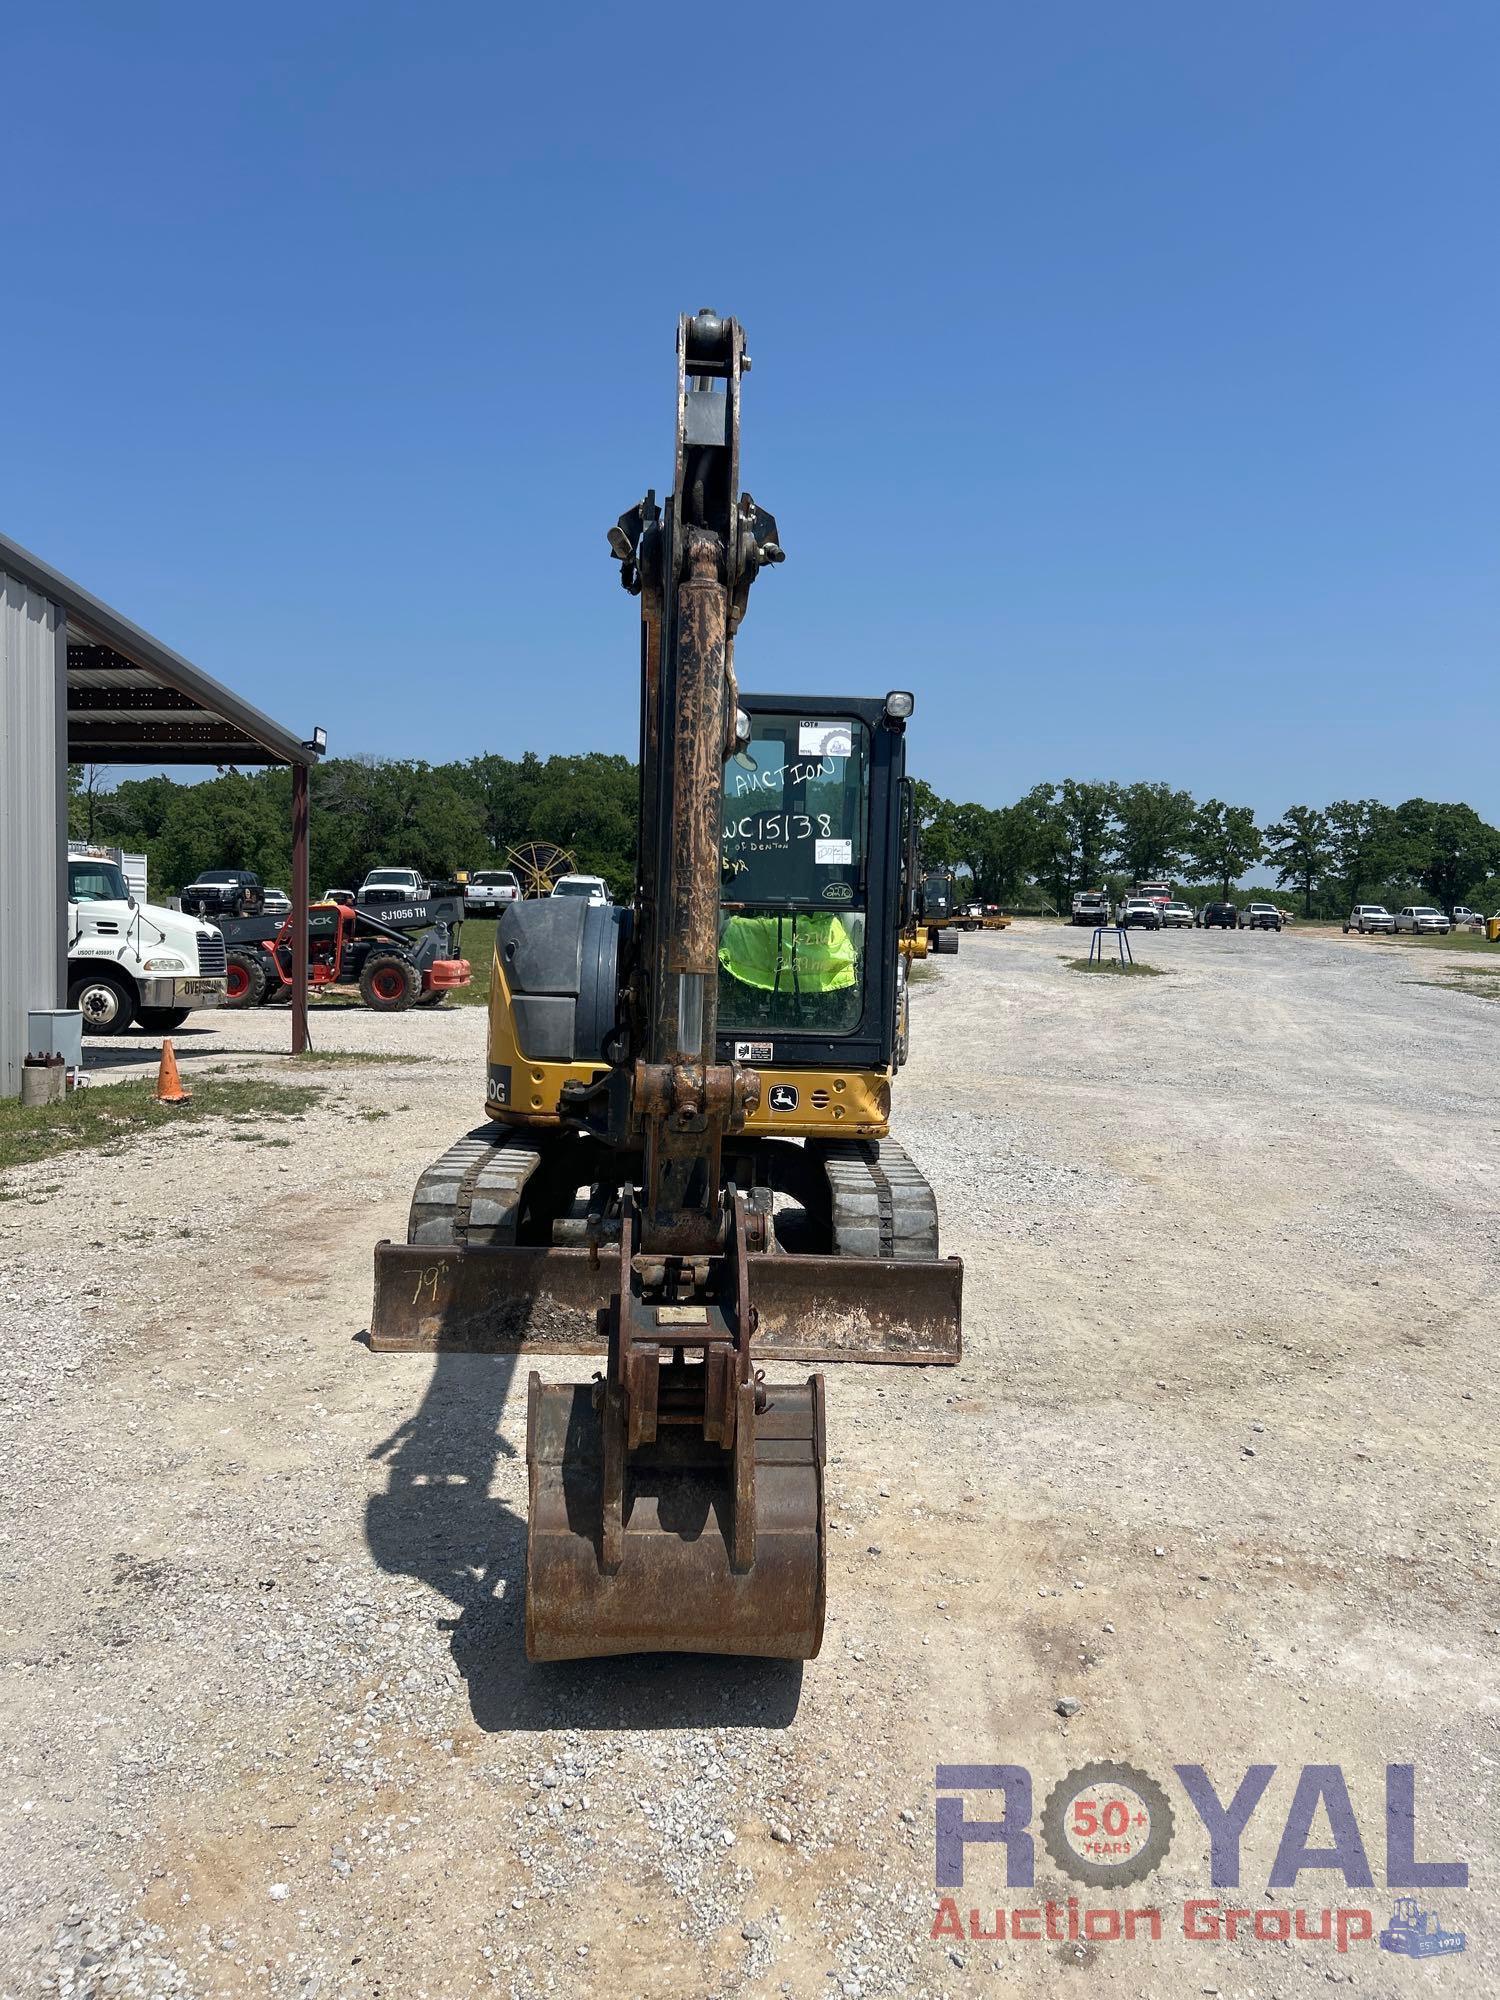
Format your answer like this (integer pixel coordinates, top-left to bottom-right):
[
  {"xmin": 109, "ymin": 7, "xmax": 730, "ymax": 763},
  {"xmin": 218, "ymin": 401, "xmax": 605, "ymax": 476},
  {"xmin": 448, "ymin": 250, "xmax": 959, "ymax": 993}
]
[{"xmin": 930, "ymin": 1761, "xmax": 1469, "ymax": 1959}]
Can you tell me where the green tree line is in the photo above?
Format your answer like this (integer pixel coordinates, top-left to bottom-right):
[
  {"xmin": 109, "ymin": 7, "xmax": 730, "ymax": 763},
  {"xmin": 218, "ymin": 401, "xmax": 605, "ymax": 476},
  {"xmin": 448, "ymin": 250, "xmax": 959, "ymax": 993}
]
[
  {"xmin": 917, "ymin": 781, "xmax": 1500, "ymax": 916},
  {"xmin": 69, "ymin": 752, "xmax": 640, "ymax": 903},
  {"xmin": 71, "ymin": 756, "xmax": 1500, "ymax": 920}
]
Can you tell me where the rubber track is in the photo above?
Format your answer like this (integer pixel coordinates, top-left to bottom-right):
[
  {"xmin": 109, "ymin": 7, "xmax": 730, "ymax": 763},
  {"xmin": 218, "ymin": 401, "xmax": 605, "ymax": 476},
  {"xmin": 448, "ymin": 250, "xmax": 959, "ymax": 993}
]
[
  {"xmin": 818, "ymin": 1137, "xmax": 940, "ymax": 1262},
  {"xmin": 406, "ymin": 1127, "xmax": 543, "ymax": 1249}
]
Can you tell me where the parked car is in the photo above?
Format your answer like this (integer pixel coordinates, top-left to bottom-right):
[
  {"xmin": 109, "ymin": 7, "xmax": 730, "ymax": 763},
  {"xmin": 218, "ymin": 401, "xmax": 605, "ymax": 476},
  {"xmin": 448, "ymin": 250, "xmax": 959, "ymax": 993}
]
[
  {"xmin": 1450, "ymin": 905, "xmax": 1484, "ymax": 928},
  {"xmin": 1117, "ymin": 897, "xmax": 1162, "ymax": 930},
  {"xmin": 1343, "ymin": 904, "xmax": 1395, "ymax": 934},
  {"xmin": 1395, "ymin": 905, "xmax": 1450, "ymax": 934},
  {"xmin": 550, "ymin": 873, "xmax": 611, "ymax": 906},
  {"xmin": 465, "ymin": 868, "xmax": 522, "ymax": 913},
  {"xmin": 321, "ymin": 887, "xmax": 357, "ymax": 907},
  {"xmin": 1198, "ymin": 900, "xmax": 1238, "ymax": 928},
  {"xmin": 260, "ymin": 887, "xmax": 291, "ymax": 916},
  {"xmin": 1161, "ymin": 901, "xmax": 1193, "ymax": 928},
  {"xmin": 1240, "ymin": 901, "xmax": 1284, "ymax": 931},
  {"xmin": 182, "ymin": 867, "xmax": 265, "ymax": 919}
]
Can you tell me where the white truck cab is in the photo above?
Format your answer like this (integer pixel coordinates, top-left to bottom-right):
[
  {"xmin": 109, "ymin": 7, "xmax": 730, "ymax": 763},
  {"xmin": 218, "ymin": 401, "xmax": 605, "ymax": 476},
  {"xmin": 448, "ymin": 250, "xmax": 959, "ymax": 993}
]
[{"xmin": 66, "ymin": 846, "xmax": 228, "ymax": 1034}]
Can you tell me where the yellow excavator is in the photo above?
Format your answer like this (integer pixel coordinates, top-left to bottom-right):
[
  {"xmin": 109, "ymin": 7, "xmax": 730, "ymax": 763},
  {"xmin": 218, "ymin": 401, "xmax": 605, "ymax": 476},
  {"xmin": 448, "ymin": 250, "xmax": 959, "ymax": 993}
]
[{"xmin": 370, "ymin": 311, "xmax": 961, "ymax": 1660}]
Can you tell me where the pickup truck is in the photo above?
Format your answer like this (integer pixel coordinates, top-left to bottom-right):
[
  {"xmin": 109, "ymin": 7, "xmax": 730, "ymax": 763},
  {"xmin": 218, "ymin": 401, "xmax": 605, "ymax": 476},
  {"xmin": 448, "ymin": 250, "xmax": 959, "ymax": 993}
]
[
  {"xmin": 360, "ymin": 867, "xmax": 429, "ymax": 908},
  {"xmin": 1239, "ymin": 902, "xmax": 1285, "ymax": 931},
  {"xmin": 1395, "ymin": 906, "xmax": 1450, "ymax": 934},
  {"xmin": 1070, "ymin": 890, "xmax": 1111, "ymax": 926},
  {"xmin": 1118, "ymin": 897, "xmax": 1162, "ymax": 930},
  {"xmin": 465, "ymin": 868, "xmax": 522, "ymax": 912},
  {"xmin": 1343, "ymin": 904, "xmax": 1395, "ymax": 933},
  {"xmin": 549, "ymin": 874, "xmax": 611, "ymax": 906},
  {"xmin": 182, "ymin": 868, "xmax": 266, "ymax": 919}
]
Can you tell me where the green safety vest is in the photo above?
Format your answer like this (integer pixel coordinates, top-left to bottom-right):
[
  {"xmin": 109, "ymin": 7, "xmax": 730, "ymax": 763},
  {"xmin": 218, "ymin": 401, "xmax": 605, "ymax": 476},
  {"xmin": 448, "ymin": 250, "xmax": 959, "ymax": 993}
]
[{"xmin": 719, "ymin": 913, "xmax": 857, "ymax": 993}]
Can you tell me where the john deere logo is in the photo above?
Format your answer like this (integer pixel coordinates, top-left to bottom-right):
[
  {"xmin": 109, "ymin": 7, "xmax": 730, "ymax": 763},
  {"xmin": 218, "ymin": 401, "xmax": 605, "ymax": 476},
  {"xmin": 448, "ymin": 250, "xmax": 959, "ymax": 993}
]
[{"xmin": 769, "ymin": 1084, "xmax": 799, "ymax": 1112}]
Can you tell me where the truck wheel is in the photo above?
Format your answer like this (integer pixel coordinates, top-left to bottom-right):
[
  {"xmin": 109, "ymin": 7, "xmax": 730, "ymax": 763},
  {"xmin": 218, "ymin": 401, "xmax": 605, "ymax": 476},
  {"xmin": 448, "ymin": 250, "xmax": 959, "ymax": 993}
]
[
  {"xmin": 68, "ymin": 969, "xmax": 136, "ymax": 1035},
  {"xmin": 360, "ymin": 953, "xmax": 420, "ymax": 1011},
  {"xmin": 135, "ymin": 1007, "xmax": 191, "ymax": 1032},
  {"xmin": 224, "ymin": 951, "xmax": 267, "ymax": 1008}
]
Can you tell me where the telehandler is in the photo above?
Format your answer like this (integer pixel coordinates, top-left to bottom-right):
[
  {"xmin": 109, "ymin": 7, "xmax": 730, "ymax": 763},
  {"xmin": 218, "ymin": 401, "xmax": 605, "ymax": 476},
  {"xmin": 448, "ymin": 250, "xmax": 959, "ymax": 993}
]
[{"xmin": 370, "ymin": 311, "xmax": 961, "ymax": 1660}]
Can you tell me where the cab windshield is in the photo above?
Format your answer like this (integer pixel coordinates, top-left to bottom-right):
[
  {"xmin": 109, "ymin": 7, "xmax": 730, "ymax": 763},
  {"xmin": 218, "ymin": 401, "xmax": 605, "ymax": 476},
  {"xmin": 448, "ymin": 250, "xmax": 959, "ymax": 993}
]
[
  {"xmin": 69, "ymin": 860, "xmax": 128, "ymax": 903},
  {"xmin": 719, "ymin": 714, "xmax": 868, "ymax": 1034}
]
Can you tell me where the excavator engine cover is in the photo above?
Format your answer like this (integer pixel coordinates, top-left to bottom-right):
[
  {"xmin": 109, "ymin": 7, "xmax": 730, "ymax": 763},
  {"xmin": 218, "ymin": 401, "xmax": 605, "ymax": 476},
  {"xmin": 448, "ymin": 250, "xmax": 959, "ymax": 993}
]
[{"xmin": 525, "ymin": 1371, "xmax": 826, "ymax": 1661}]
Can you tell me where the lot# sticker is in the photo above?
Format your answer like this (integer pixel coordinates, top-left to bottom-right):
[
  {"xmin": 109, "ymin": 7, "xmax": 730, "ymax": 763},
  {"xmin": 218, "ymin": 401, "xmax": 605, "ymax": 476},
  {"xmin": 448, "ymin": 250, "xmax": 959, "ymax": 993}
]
[
  {"xmin": 816, "ymin": 837, "xmax": 853, "ymax": 866},
  {"xmin": 798, "ymin": 721, "xmax": 852, "ymax": 760}
]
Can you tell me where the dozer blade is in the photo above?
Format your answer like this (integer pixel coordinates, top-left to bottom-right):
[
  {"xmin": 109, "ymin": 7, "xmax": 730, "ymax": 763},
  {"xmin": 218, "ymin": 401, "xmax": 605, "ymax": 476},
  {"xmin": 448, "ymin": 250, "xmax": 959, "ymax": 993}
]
[
  {"xmin": 525, "ymin": 1373, "xmax": 826, "ymax": 1661},
  {"xmin": 369, "ymin": 1240, "xmax": 962, "ymax": 1365}
]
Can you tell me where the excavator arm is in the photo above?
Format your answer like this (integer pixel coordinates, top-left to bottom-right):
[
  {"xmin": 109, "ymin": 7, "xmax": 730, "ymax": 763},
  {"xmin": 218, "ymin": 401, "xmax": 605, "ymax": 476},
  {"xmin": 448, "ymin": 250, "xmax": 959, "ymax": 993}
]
[{"xmin": 525, "ymin": 314, "xmax": 819, "ymax": 1660}]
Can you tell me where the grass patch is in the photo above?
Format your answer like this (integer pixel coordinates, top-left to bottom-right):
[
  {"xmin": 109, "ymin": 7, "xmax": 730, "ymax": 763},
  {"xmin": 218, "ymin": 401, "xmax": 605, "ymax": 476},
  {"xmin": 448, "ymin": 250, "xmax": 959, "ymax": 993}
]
[
  {"xmin": 451, "ymin": 918, "xmax": 496, "ymax": 1005},
  {"xmin": 1412, "ymin": 970, "xmax": 1500, "ymax": 1002},
  {"xmin": 907, "ymin": 961, "xmax": 941, "ymax": 984},
  {"xmin": 1369, "ymin": 929, "xmax": 1498, "ymax": 955},
  {"xmin": 0, "ymin": 1078, "xmax": 323, "ymax": 1173},
  {"xmin": 1062, "ymin": 956, "xmax": 1168, "ymax": 977},
  {"xmin": 288, "ymin": 1049, "xmax": 432, "ymax": 1066}
]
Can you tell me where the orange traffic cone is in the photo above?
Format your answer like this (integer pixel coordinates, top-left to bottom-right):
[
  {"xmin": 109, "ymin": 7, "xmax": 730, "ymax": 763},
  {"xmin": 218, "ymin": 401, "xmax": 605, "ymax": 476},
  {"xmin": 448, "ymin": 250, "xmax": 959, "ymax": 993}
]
[{"xmin": 155, "ymin": 1037, "xmax": 191, "ymax": 1104}]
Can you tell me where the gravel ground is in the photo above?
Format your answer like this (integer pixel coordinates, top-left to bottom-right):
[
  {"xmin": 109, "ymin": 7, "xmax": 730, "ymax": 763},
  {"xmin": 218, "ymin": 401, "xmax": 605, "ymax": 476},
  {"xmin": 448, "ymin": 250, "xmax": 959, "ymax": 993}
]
[{"xmin": 2, "ymin": 924, "xmax": 1496, "ymax": 1998}]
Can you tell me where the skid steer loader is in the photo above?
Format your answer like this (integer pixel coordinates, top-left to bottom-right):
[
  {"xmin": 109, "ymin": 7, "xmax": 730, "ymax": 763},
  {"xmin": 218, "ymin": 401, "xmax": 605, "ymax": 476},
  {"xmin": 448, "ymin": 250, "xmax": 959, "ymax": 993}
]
[{"xmin": 370, "ymin": 311, "xmax": 961, "ymax": 1660}]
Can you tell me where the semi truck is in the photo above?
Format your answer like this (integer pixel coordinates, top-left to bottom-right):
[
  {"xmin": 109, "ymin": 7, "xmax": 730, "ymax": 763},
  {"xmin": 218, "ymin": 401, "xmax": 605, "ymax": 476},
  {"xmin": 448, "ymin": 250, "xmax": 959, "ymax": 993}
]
[{"xmin": 66, "ymin": 845, "xmax": 228, "ymax": 1034}]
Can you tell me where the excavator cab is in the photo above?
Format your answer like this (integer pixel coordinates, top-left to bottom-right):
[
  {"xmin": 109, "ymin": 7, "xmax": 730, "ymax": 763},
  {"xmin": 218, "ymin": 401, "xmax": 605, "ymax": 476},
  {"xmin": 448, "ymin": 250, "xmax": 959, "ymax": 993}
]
[
  {"xmin": 370, "ymin": 312, "xmax": 959, "ymax": 1661},
  {"xmin": 718, "ymin": 696, "xmax": 899, "ymax": 1048}
]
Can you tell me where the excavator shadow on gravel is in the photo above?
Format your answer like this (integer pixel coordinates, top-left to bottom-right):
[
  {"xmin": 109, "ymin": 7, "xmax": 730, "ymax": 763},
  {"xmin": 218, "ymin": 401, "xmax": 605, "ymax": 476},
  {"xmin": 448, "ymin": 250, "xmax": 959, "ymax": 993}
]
[{"xmin": 369, "ymin": 310, "xmax": 962, "ymax": 1661}]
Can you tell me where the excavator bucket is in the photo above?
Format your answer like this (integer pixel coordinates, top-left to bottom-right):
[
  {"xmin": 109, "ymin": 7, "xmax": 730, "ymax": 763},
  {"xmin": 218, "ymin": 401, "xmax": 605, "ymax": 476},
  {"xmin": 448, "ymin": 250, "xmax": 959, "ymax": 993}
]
[
  {"xmin": 525, "ymin": 1372, "xmax": 825, "ymax": 1661},
  {"xmin": 523, "ymin": 1194, "xmax": 828, "ymax": 1662}
]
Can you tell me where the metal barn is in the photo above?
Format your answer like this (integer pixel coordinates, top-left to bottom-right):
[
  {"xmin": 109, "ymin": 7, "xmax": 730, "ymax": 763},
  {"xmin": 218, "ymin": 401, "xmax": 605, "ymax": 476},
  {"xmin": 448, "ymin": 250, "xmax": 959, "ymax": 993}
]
[{"xmin": 0, "ymin": 531, "xmax": 323, "ymax": 1094}]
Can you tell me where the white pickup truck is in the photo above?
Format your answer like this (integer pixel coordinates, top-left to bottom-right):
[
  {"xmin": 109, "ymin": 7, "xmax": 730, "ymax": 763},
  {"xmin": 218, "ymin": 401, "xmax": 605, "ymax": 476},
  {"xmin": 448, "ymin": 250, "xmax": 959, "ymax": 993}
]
[
  {"xmin": 360, "ymin": 867, "xmax": 428, "ymax": 908},
  {"xmin": 66, "ymin": 847, "xmax": 228, "ymax": 1034}
]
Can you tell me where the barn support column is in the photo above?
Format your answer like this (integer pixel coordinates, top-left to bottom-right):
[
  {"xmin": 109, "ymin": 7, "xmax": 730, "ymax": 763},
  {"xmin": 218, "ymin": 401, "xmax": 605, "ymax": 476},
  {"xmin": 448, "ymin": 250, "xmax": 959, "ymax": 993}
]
[{"xmin": 291, "ymin": 761, "xmax": 310, "ymax": 1055}]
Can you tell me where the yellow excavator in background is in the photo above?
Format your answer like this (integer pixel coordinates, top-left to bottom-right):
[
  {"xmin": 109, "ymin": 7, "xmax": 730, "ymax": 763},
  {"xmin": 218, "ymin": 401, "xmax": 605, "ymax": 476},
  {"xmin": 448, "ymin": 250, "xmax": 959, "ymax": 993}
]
[{"xmin": 370, "ymin": 311, "xmax": 961, "ymax": 1661}]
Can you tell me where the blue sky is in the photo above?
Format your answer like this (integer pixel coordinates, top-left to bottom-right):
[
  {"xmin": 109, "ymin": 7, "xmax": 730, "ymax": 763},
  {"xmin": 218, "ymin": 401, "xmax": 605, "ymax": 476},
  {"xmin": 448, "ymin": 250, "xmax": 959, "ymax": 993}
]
[{"xmin": 3, "ymin": 2, "xmax": 1495, "ymax": 820}]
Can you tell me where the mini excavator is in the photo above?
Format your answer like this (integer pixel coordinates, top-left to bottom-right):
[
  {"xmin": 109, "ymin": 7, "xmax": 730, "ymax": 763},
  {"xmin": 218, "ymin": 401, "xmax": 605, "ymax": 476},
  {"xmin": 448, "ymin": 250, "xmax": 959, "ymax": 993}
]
[{"xmin": 370, "ymin": 311, "xmax": 962, "ymax": 1660}]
